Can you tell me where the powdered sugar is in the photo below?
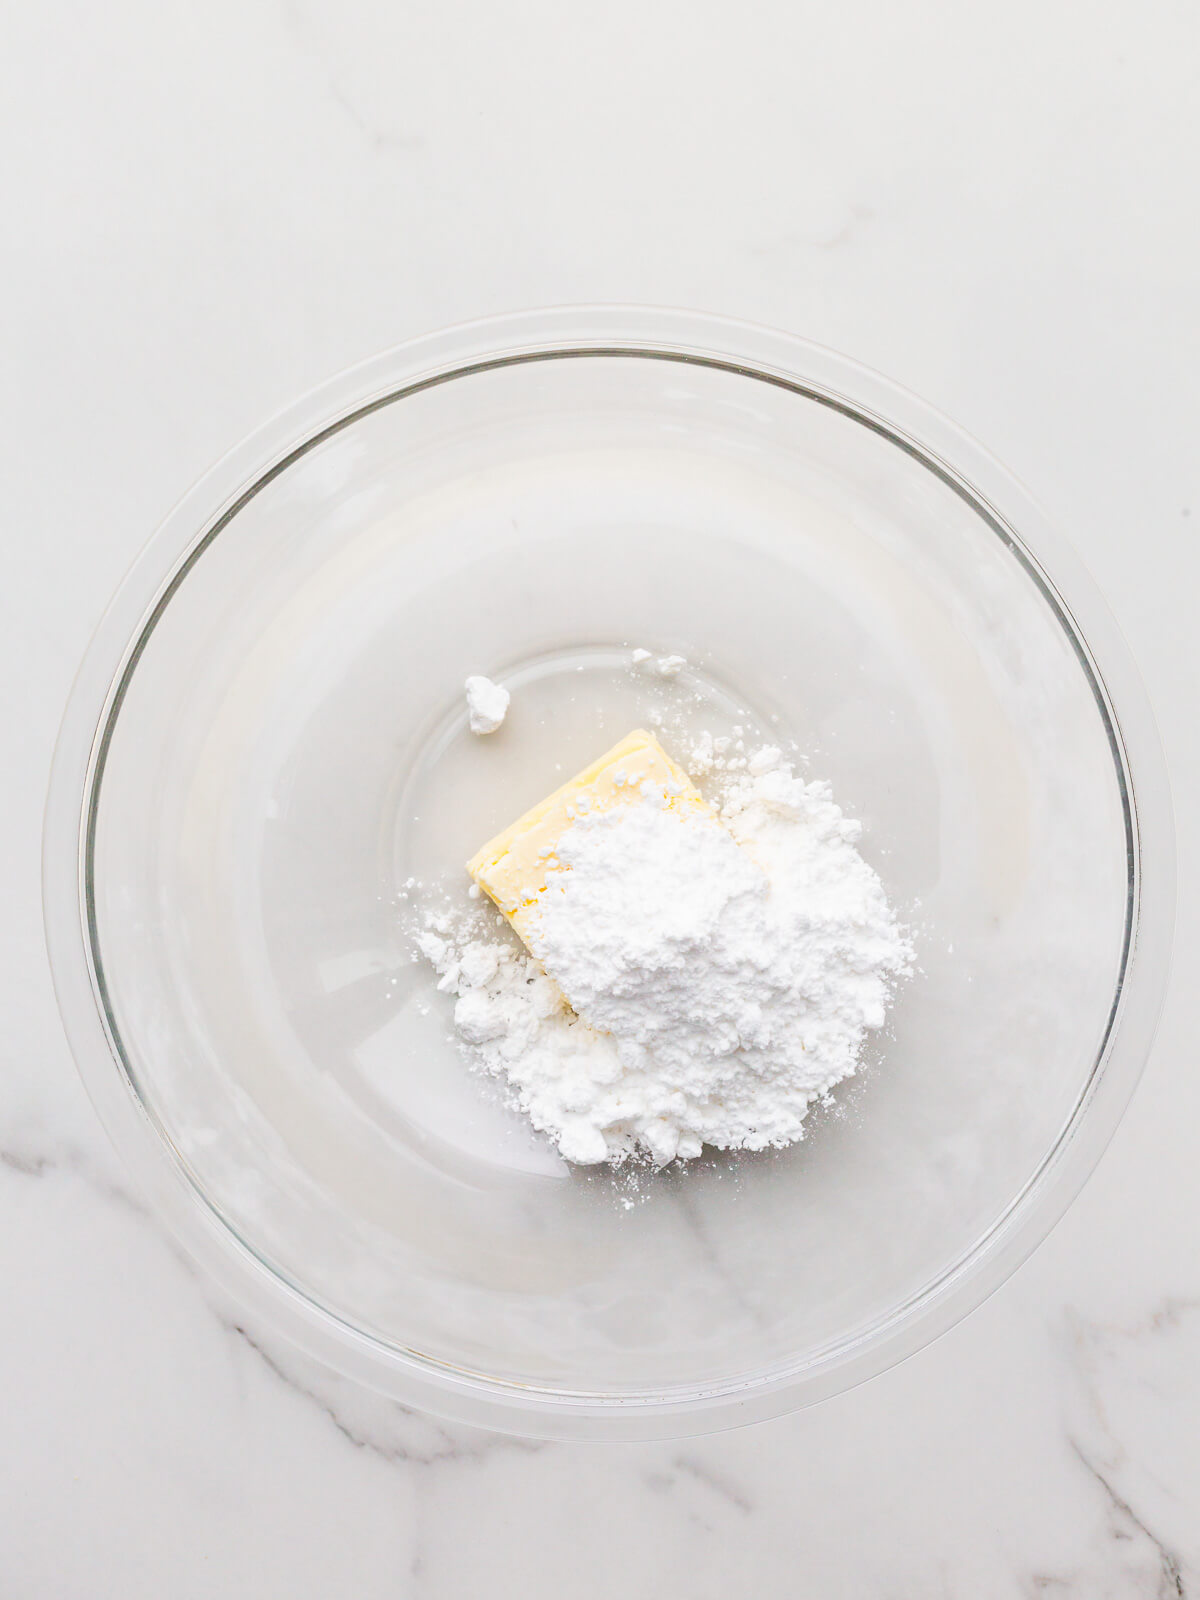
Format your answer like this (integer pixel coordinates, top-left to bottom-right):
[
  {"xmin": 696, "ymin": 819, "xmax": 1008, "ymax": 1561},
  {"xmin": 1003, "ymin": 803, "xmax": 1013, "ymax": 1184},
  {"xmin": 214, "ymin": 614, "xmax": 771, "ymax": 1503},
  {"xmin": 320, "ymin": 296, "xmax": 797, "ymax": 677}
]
[
  {"xmin": 415, "ymin": 747, "xmax": 911, "ymax": 1166},
  {"xmin": 464, "ymin": 675, "xmax": 509, "ymax": 734},
  {"xmin": 630, "ymin": 646, "xmax": 688, "ymax": 677}
]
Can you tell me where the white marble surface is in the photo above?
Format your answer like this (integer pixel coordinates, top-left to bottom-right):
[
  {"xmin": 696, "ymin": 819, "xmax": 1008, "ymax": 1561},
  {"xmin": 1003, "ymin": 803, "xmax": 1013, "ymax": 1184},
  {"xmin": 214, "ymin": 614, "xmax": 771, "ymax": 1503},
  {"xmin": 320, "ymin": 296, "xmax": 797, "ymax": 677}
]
[{"xmin": 4, "ymin": 1, "xmax": 1199, "ymax": 1593}]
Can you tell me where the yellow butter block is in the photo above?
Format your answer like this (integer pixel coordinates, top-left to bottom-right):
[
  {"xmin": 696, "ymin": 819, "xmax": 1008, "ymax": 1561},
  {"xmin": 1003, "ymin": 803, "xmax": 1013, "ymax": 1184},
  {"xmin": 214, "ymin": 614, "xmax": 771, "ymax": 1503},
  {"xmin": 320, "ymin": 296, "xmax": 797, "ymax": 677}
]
[{"xmin": 468, "ymin": 729, "xmax": 711, "ymax": 948}]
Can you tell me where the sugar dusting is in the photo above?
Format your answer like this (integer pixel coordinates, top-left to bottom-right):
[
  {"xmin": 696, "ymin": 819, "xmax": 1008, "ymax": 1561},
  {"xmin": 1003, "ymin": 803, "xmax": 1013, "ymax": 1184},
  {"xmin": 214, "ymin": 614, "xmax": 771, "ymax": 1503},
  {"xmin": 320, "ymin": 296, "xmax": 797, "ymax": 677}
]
[{"xmin": 413, "ymin": 729, "xmax": 911, "ymax": 1166}]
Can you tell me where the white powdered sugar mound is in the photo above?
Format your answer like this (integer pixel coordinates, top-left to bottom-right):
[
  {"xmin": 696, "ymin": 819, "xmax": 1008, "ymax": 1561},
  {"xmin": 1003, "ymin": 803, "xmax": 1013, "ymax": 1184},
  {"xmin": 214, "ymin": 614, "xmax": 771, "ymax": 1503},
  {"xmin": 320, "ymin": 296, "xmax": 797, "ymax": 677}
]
[
  {"xmin": 463, "ymin": 674, "xmax": 510, "ymax": 734},
  {"xmin": 416, "ymin": 749, "xmax": 911, "ymax": 1166}
]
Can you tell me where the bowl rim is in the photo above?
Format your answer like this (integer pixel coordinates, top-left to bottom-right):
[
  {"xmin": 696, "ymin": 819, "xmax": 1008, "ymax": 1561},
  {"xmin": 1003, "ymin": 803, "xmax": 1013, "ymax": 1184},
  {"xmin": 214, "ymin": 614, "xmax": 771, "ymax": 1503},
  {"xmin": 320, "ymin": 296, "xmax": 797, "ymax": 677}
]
[{"xmin": 42, "ymin": 306, "xmax": 1176, "ymax": 1440}]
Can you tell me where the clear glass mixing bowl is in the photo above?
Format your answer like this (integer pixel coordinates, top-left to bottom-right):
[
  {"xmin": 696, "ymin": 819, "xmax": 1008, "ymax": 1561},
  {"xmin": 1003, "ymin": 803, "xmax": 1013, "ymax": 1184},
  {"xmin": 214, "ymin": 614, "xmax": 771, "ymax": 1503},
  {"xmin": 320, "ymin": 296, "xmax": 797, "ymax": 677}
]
[{"xmin": 43, "ymin": 309, "xmax": 1174, "ymax": 1439}]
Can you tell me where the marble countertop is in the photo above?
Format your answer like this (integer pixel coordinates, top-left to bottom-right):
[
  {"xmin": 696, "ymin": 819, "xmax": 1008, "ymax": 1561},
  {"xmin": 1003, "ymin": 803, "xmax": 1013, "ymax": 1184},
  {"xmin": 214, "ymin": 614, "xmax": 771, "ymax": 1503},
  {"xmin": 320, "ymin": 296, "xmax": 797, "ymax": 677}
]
[{"xmin": 5, "ymin": 1, "xmax": 1199, "ymax": 1593}]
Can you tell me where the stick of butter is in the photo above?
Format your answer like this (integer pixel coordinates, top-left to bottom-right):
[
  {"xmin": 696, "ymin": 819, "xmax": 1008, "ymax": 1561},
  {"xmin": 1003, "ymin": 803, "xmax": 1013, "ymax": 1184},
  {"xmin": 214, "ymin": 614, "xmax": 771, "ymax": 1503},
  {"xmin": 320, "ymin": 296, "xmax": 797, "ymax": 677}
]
[{"xmin": 468, "ymin": 728, "xmax": 713, "ymax": 950}]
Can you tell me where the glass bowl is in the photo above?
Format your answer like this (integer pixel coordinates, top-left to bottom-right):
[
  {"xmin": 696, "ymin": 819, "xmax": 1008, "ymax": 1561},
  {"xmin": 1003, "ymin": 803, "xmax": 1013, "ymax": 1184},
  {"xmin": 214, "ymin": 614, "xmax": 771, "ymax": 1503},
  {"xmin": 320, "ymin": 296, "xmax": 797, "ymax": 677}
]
[{"xmin": 43, "ymin": 309, "xmax": 1174, "ymax": 1440}]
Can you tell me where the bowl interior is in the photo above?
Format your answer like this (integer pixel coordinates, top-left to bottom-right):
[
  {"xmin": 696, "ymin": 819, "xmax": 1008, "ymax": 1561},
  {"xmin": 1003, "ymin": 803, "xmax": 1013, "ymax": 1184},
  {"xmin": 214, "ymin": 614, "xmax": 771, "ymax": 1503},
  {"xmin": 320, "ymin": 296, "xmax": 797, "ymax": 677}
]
[{"xmin": 89, "ymin": 352, "xmax": 1129, "ymax": 1398}]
